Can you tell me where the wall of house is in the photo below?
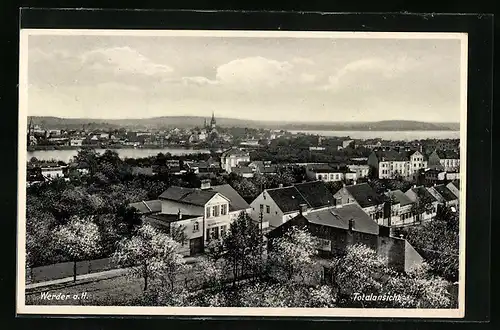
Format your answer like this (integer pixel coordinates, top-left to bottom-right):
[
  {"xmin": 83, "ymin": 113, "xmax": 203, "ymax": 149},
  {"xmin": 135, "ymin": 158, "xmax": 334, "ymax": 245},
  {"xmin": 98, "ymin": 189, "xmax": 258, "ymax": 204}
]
[
  {"xmin": 427, "ymin": 151, "xmax": 441, "ymax": 168},
  {"xmin": 41, "ymin": 168, "xmax": 64, "ymax": 178},
  {"xmin": 249, "ymin": 191, "xmax": 286, "ymax": 229},
  {"xmin": 377, "ymin": 236, "xmax": 406, "ymax": 272},
  {"xmin": 440, "ymin": 159, "xmax": 460, "ymax": 172},
  {"xmin": 333, "ymin": 188, "xmax": 356, "ymax": 206},
  {"xmin": 161, "ymin": 200, "xmax": 204, "ymax": 216},
  {"xmin": 204, "ymin": 194, "xmax": 231, "ymax": 240},
  {"xmin": 404, "ymin": 240, "xmax": 424, "ymax": 272},
  {"xmin": 347, "ymin": 165, "xmax": 370, "ymax": 178}
]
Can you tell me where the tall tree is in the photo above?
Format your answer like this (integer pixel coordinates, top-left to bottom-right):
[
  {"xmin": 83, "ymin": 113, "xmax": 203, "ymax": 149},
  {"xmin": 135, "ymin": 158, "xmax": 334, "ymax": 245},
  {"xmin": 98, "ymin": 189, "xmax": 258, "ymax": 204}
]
[
  {"xmin": 53, "ymin": 216, "xmax": 102, "ymax": 282},
  {"xmin": 222, "ymin": 212, "xmax": 262, "ymax": 285},
  {"xmin": 113, "ymin": 224, "xmax": 186, "ymax": 291},
  {"xmin": 267, "ymin": 226, "xmax": 318, "ymax": 282}
]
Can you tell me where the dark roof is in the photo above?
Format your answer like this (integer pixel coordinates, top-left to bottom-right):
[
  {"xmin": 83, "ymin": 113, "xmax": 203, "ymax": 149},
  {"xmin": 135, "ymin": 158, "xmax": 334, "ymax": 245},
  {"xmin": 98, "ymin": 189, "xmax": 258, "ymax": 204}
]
[
  {"xmin": 266, "ymin": 186, "xmax": 309, "ymax": 214},
  {"xmin": 265, "ymin": 181, "xmax": 335, "ymax": 214},
  {"xmin": 409, "ymin": 186, "xmax": 438, "ymax": 203},
  {"xmin": 436, "ymin": 150, "xmax": 460, "ymax": 159},
  {"xmin": 345, "ymin": 183, "xmax": 385, "ymax": 208},
  {"xmin": 294, "ymin": 181, "xmax": 336, "ymax": 209},
  {"xmin": 376, "ymin": 150, "xmax": 410, "ymax": 162},
  {"xmin": 451, "ymin": 180, "xmax": 460, "ymax": 190},
  {"xmin": 158, "ymin": 186, "xmax": 219, "ymax": 206},
  {"xmin": 210, "ymin": 184, "xmax": 251, "ymax": 212},
  {"xmin": 433, "ymin": 185, "xmax": 458, "ymax": 202},
  {"xmin": 221, "ymin": 148, "xmax": 249, "ymax": 158},
  {"xmin": 303, "ymin": 204, "xmax": 379, "ymax": 235},
  {"xmin": 128, "ymin": 200, "xmax": 162, "ymax": 215},
  {"xmin": 386, "ymin": 190, "xmax": 414, "ymax": 207}
]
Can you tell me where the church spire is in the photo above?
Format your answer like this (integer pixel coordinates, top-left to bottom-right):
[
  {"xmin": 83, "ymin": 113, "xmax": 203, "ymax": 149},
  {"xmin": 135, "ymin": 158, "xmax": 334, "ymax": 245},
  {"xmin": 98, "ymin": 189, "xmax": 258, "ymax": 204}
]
[{"xmin": 210, "ymin": 111, "xmax": 216, "ymax": 128}]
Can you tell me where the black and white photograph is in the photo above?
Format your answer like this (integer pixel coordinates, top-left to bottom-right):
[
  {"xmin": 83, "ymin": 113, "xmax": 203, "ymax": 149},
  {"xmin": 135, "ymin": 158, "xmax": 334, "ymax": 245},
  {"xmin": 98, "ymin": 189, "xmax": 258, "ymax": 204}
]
[{"xmin": 17, "ymin": 28, "xmax": 467, "ymax": 317}]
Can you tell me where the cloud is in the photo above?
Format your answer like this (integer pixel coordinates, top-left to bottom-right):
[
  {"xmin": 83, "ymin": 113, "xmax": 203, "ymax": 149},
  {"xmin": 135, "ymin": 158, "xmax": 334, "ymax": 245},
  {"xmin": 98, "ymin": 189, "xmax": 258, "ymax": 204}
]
[
  {"xmin": 180, "ymin": 56, "xmax": 319, "ymax": 89},
  {"xmin": 181, "ymin": 76, "xmax": 219, "ymax": 86},
  {"xmin": 322, "ymin": 57, "xmax": 420, "ymax": 91},
  {"xmin": 291, "ymin": 57, "xmax": 315, "ymax": 65},
  {"xmin": 215, "ymin": 56, "xmax": 294, "ymax": 88},
  {"xmin": 80, "ymin": 46, "xmax": 174, "ymax": 76}
]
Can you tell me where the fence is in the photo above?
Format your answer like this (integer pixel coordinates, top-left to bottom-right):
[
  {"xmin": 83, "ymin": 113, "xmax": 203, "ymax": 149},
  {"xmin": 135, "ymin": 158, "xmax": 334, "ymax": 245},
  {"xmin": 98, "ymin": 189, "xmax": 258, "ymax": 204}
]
[{"xmin": 26, "ymin": 257, "xmax": 120, "ymax": 284}]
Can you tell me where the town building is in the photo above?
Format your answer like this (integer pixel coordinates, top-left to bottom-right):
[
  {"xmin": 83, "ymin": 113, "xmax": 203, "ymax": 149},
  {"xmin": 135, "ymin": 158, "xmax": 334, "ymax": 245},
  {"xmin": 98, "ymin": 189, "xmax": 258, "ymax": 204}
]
[
  {"xmin": 305, "ymin": 164, "xmax": 357, "ymax": 183},
  {"xmin": 446, "ymin": 180, "xmax": 460, "ymax": 198},
  {"xmin": 249, "ymin": 181, "xmax": 336, "ymax": 230},
  {"xmin": 267, "ymin": 205, "xmax": 424, "ymax": 273},
  {"xmin": 220, "ymin": 148, "xmax": 251, "ymax": 173},
  {"xmin": 404, "ymin": 186, "xmax": 439, "ymax": 221},
  {"xmin": 40, "ymin": 164, "xmax": 66, "ymax": 180},
  {"xmin": 428, "ymin": 184, "xmax": 459, "ymax": 207},
  {"xmin": 427, "ymin": 150, "xmax": 460, "ymax": 172},
  {"xmin": 367, "ymin": 150, "xmax": 428, "ymax": 180},
  {"xmin": 346, "ymin": 164, "xmax": 370, "ymax": 179},
  {"xmin": 137, "ymin": 182, "xmax": 250, "ymax": 256},
  {"xmin": 333, "ymin": 183, "xmax": 388, "ymax": 225},
  {"xmin": 384, "ymin": 189, "xmax": 416, "ymax": 227},
  {"xmin": 70, "ymin": 139, "xmax": 83, "ymax": 147}
]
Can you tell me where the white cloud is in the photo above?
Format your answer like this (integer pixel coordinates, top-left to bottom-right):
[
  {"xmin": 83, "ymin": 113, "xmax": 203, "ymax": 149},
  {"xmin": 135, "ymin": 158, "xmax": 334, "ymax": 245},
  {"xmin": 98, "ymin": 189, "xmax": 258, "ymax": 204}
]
[
  {"xmin": 291, "ymin": 57, "xmax": 315, "ymax": 65},
  {"xmin": 80, "ymin": 46, "xmax": 174, "ymax": 76},
  {"xmin": 322, "ymin": 57, "xmax": 419, "ymax": 91},
  {"xmin": 215, "ymin": 56, "xmax": 294, "ymax": 88},
  {"xmin": 181, "ymin": 76, "xmax": 219, "ymax": 86},
  {"xmin": 95, "ymin": 82, "xmax": 142, "ymax": 92}
]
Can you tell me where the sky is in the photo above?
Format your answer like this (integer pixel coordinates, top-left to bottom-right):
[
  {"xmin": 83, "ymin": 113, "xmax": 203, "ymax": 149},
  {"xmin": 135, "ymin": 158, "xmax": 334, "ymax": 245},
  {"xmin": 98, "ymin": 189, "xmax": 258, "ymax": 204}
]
[{"xmin": 25, "ymin": 32, "xmax": 464, "ymax": 123}]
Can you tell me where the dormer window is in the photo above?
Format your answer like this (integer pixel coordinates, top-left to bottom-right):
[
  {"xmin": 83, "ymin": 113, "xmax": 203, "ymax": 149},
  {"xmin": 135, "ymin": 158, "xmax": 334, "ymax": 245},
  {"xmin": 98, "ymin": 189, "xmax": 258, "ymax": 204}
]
[{"xmin": 193, "ymin": 221, "xmax": 199, "ymax": 232}]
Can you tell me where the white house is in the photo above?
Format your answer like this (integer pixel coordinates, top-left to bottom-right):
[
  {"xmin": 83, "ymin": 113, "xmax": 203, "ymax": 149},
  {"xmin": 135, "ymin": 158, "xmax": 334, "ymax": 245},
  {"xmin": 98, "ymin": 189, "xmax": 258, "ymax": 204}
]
[
  {"xmin": 220, "ymin": 148, "xmax": 251, "ymax": 173},
  {"xmin": 404, "ymin": 186, "xmax": 439, "ymax": 221},
  {"xmin": 70, "ymin": 139, "xmax": 83, "ymax": 147},
  {"xmin": 40, "ymin": 165, "xmax": 66, "ymax": 179},
  {"xmin": 305, "ymin": 164, "xmax": 351, "ymax": 182},
  {"xmin": 367, "ymin": 150, "xmax": 427, "ymax": 180},
  {"xmin": 346, "ymin": 164, "xmax": 370, "ymax": 178},
  {"xmin": 249, "ymin": 181, "xmax": 335, "ymax": 230},
  {"xmin": 144, "ymin": 183, "xmax": 250, "ymax": 256},
  {"xmin": 385, "ymin": 190, "xmax": 416, "ymax": 227}
]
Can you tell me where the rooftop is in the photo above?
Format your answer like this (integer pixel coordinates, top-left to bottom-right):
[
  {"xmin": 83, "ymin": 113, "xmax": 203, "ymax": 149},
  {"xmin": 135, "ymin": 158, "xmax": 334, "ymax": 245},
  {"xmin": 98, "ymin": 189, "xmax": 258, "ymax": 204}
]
[
  {"xmin": 128, "ymin": 200, "xmax": 162, "ymax": 215},
  {"xmin": 433, "ymin": 184, "xmax": 458, "ymax": 202},
  {"xmin": 385, "ymin": 190, "xmax": 414, "ymax": 207},
  {"xmin": 265, "ymin": 181, "xmax": 335, "ymax": 214},
  {"xmin": 345, "ymin": 183, "xmax": 385, "ymax": 208},
  {"xmin": 159, "ymin": 186, "xmax": 218, "ymax": 206},
  {"xmin": 303, "ymin": 204, "xmax": 379, "ymax": 236}
]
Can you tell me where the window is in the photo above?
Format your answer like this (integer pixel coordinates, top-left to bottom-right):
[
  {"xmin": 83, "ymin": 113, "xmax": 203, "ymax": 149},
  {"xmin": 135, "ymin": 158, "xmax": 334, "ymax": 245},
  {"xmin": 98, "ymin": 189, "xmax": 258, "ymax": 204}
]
[
  {"xmin": 220, "ymin": 225, "xmax": 227, "ymax": 237},
  {"xmin": 266, "ymin": 205, "xmax": 270, "ymax": 214},
  {"xmin": 206, "ymin": 228, "xmax": 210, "ymax": 241},
  {"xmin": 260, "ymin": 204, "xmax": 264, "ymax": 213},
  {"xmin": 211, "ymin": 227, "xmax": 220, "ymax": 240},
  {"xmin": 193, "ymin": 221, "xmax": 199, "ymax": 232},
  {"xmin": 221, "ymin": 204, "xmax": 228, "ymax": 215},
  {"xmin": 212, "ymin": 205, "xmax": 220, "ymax": 217},
  {"xmin": 206, "ymin": 207, "xmax": 211, "ymax": 218}
]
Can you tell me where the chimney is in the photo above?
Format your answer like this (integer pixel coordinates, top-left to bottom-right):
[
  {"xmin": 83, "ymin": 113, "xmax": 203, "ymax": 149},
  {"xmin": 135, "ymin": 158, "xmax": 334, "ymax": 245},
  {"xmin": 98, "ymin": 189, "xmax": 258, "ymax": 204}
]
[
  {"xmin": 178, "ymin": 209, "xmax": 182, "ymax": 220},
  {"xmin": 348, "ymin": 219, "xmax": 354, "ymax": 231},
  {"xmin": 200, "ymin": 179, "xmax": 211, "ymax": 190},
  {"xmin": 299, "ymin": 203, "xmax": 308, "ymax": 215}
]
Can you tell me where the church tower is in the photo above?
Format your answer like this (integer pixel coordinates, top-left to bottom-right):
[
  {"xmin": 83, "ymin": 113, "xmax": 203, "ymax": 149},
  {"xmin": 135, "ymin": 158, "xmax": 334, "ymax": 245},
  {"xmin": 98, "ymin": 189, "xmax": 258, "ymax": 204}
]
[{"xmin": 210, "ymin": 111, "xmax": 216, "ymax": 129}]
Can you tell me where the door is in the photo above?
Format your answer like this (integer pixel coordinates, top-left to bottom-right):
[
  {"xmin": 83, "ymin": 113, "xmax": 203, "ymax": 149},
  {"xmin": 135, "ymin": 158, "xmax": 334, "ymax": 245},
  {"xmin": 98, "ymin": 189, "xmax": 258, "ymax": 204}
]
[{"xmin": 189, "ymin": 237, "xmax": 203, "ymax": 256}]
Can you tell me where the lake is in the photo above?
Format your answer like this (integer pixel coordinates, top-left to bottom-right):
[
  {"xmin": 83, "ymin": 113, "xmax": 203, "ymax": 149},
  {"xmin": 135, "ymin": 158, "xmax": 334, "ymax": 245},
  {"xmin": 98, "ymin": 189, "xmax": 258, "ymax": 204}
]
[
  {"xmin": 27, "ymin": 148, "xmax": 211, "ymax": 162},
  {"xmin": 289, "ymin": 130, "xmax": 460, "ymax": 141}
]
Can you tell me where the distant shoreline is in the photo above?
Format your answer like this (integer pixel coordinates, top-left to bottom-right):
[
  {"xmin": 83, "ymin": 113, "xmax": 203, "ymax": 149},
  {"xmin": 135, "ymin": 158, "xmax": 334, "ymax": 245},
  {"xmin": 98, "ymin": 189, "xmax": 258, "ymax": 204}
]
[{"xmin": 27, "ymin": 145, "xmax": 210, "ymax": 152}]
